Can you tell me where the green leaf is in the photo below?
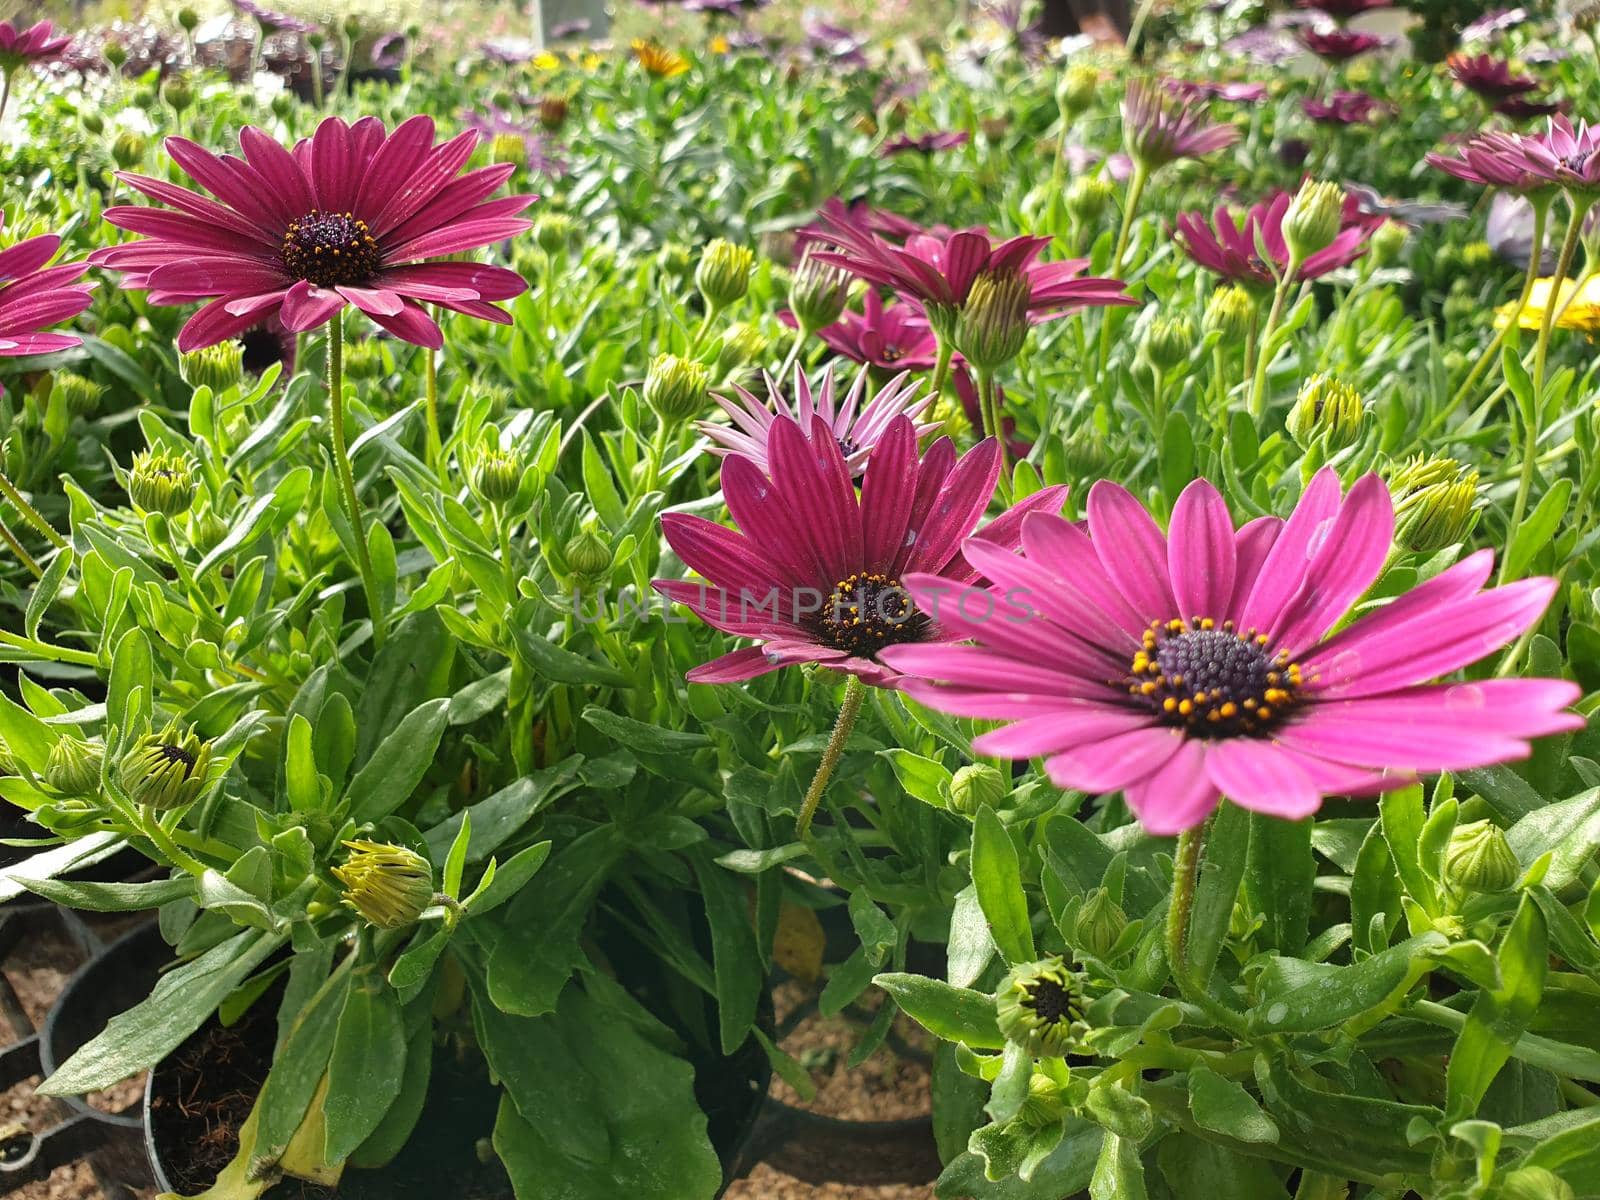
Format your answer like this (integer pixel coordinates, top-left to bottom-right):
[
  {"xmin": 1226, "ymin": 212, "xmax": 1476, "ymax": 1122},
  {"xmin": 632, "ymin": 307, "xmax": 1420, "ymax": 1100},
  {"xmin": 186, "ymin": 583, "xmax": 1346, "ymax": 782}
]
[
  {"xmin": 1505, "ymin": 478, "xmax": 1572, "ymax": 581},
  {"xmin": 1155, "ymin": 1133, "xmax": 1290, "ymax": 1200},
  {"xmin": 972, "ymin": 807, "xmax": 1035, "ymax": 966},
  {"xmin": 323, "ymin": 970, "xmax": 407, "ymax": 1163},
  {"xmin": 1248, "ymin": 933, "xmax": 1447, "ymax": 1034},
  {"xmin": 349, "ymin": 1023, "xmax": 432, "ymax": 1170},
  {"xmin": 515, "ymin": 627, "xmax": 631, "ymax": 687},
  {"xmin": 424, "ymin": 758, "xmax": 583, "ymax": 863},
  {"xmin": 689, "ymin": 849, "xmax": 762, "ymax": 1055},
  {"xmin": 1446, "ymin": 895, "xmax": 1548, "ymax": 1121},
  {"xmin": 1187, "ymin": 803, "xmax": 1250, "ymax": 987},
  {"xmin": 12, "ymin": 873, "xmax": 194, "ymax": 913},
  {"xmin": 1507, "ymin": 788, "xmax": 1600, "ymax": 892},
  {"xmin": 443, "ymin": 812, "xmax": 472, "ymax": 899},
  {"xmin": 880, "ymin": 748, "xmax": 953, "ymax": 808},
  {"xmin": 1084, "ymin": 1081, "xmax": 1153, "ymax": 1141},
  {"xmin": 579, "ymin": 706, "xmax": 709, "ymax": 754},
  {"xmin": 284, "ymin": 714, "xmax": 322, "ymax": 813},
  {"xmin": 464, "ymin": 841, "xmax": 551, "ymax": 916},
  {"xmin": 344, "ymin": 698, "xmax": 450, "ymax": 822},
  {"xmin": 1187, "ymin": 1067, "xmax": 1279, "ymax": 1144},
  {"xmin": 1381, "ymin": 785, "xmax": 1436, "ymax": 914},
  {"xmin": 253, "ymin": 963, "xmax": 352, "ymax": 1168},
  {"xmin": 41, "ymin": 929, "xmax": 281, "ymax": 1095},
  {"xmin": 25, "ymin": 548, "xmax": 72, "ymax": 642},
  {"xmin": 948, "ymin": 884, "xmax": 997, "ymax": 989},
  {"xmin": 388, "ymin": 925, "xmax": 452, "ymax": 998},
  {"xmin": 1089, "ymin": 1132, "xmax": 1148, "ymax": 1200},
  {"xmin": 1242, "ymin": 814, "xmax": 1313, "ymax": 955},
  {"xmin": 872, "ymin": 973, "xmax": 1006, "ymax": 1049}
]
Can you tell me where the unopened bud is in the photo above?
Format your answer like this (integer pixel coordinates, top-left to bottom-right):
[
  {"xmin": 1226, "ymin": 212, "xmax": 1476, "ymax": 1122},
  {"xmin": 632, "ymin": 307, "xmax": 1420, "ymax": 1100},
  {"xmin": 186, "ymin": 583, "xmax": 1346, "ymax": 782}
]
[
  {"xmin": 1390, "ymin": 457, "xmax": 1479, "ymax": 553},
  {"xmin": 714, "ymin": 322, "xmax": 769, "ymax": 378},
  {"xmin": 111, "ymin": 131, "xmax": 146, "ymax": 169},
  {"xmin": 178, "ymin": 8, "xmax": 200, "ymax": 32},
  {"xmin": 996, "ymin": 958, "xmax": 1089, "ymax": 1058},
  {"xmin": 696, "ymin": 238, "xmax": 755, "ymax": 311},
  {"xmin": 54, "ymin": 374, "xmax": 105, "ymax": 418},
  {"xmin": 1066, "ymin": 175, "xmax": 1114, "ymax": 224},
  {"xmin": 1287, "ymin": 373, "xmax": 1366, "ymax": 451},
  {"xmin": 564, "ymin": 527, "xmax": 612, "ymax": 580},
  {"xmin": 118, "ymin": 723, "xmax": 212, "ymax": 812},
  {"xmin": 1284, "ymin": 180, "xmax": 1346, "ymax": 264},
  {"xmin": 1499, "ymin": 1167, "xmax": 1576, "ymax": 1200},
  {"xmin": 164, "ymin": 76, "xmax": 194, "ymax": 112},
  {"xmin": 127, "ymin": 450, "xmax": 197, "ymax": 517},
  {"xmin": 789, "ymin": 251, "xmax": 852, "ymax": 332},
  {"xmin": 333, "ymin": 840, "xmax": 436, "ymax": 929},
  {"xmin": 44, "ymin": 737, "xmax": 103, "ymax": 795},
  {"xmin": 1204, "ymin": 284, "xmax": 1257, "ymax": 339},
  {"xmin": 644, "ymin": 353, "xmax": 710, "ymax": 423},
  {"xmin": 1073, "ymin": 887, "xmax": 1128, "ymax": 959},
  {"xmin": 1444, "ymin": 819, "xmax": 1520, "ymax": 896},
  {"xmin": 1057, "ymin": 65, "xmax": 1098, "ymax": 119},
  {"xmin": 1018, "ymin": 1074, "xmax": 1068, "ymax": 1129},
  {"xmin": 470, "ymin": 446, "xmax": 524, "ymax": 506},
  {"xmin": 180, "ymin": 341, "xmax": 245, "ymax": 394},
  {"xmin": 952, "ymin": 270, "xmax": 1031, "ymax": 370},
  {"xmin": 1142, "ymin": 315, "xmax": 1194, "ymax": 372},
  {"xmin": 947, "ymin": 763, "xmax": 1007, "ymax": 815},
  {"xmin": 537, "ymin": 93, "xmax": 570, "ymax": 131},
  {"xmin": 1372, "ymin": 219, "xmax": 1408, "ymax": 267}
]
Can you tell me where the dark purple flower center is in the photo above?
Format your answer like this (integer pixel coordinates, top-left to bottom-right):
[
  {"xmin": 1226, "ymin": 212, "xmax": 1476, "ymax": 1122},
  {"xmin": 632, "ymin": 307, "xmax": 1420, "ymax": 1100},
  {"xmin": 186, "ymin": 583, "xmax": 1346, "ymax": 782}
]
[
  {"xmin": 1024, "ymin": 977, "xmax": 1081, "ymax": 1026},
  {"xmin": 881, "ymin": 345, "xmax": 903, "ymax": 362},
  {"xmin": 1127, "ymin": 619, "xmax": 1302, "ymax": 738},
  {"xmin": 836, "ymin": 435, "xmax": 861, "ymax": 460},
  {"xmin": 158, "ymin": 742, "xmax": 196, "ymax": 768},
  {"xmin": 813, "ymin": 571, "xmax": 929, "ymax": 657},
  {"xmin": 281, "ymin": 210, "xmax": 382, "ymax": 288}
]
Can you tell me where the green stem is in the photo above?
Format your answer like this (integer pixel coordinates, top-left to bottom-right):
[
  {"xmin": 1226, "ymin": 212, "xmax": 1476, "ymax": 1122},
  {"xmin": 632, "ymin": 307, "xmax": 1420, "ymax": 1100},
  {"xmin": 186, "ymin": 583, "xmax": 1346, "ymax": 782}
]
[
  {"xmin": 776, "ymin": 325, "xmax": 808, "ymax": 383},
  {"xmin": 1499, "ymin": 198, "xmax": 1590, "ymax": 588},
  {"xmin": 641, "ymin": 418, "xmax": 672, "ymax": 496},
  {"xmin": 0, "ymin": 469, "xmax": 67, "ymax": 549},
  {"xmin": 1165, "ymin": 819, "xmax": 1248, "ymax": 1035},
  {"xmin": 929, "ymin": 337, "xmax": 955, "ymax": 399},
  {"xmin": 0, "ymin": 71, "xmax": 12, "ymax": 126},
  {"xmin": 1248, "ymin": 264, "xmax": 1299, "ymax": 423},
  {"xmin": 424, "ymin": 342, "xmax": 442, "ymax": 475},
  {"xmin": 0, "ymin": 629, "xmax": 99, "ymax": 666},
  {"xmin": 977, "ymin": 368, "xmax": 1009, "ymax": 500},
  {"xmin": 0, "ymin": 512, "xmax": 41, "ymax": 578},
  {"xmin": 1449, "ymin": 196, "xmax": 1547, "ymax": 413},
  {"xmin": 796, "ymin": 675, "xmax": 867, "ymax": 837},
  {"xmin": 326, "ymin": 314, "xmax": 386, "ymax": 648},
  {"xmin": 139, "ymin": 803, "xmax": 210, "ymax": 877},
  {"xmin": 1099, "ymin": 164, "xmax": 1150, "ymax": 374},
  {"xmin": 495, "ymin": 503, "xmax": 516, "ymax": 600}
]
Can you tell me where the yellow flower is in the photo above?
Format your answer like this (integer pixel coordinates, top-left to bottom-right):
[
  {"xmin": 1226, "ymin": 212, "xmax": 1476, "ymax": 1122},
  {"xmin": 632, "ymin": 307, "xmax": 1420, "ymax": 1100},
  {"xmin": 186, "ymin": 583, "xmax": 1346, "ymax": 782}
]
[
  {"xmin": 532, "ymin": 50, "xmax": 560, "ymax": 70},
  {"xmin": 1496, "ymin": 275, "xmax": 1600, "ymax": 336},
  {"xmin": 710, "ymin": 34, "xmax": 730, "ymax": 55},
  {"xmin": 632, "ymin": 39, "xmax": 689, "ymax": 78},
  {"xmin": 580, "ymin": 52, "xmax": 603, "ymax": 72}
]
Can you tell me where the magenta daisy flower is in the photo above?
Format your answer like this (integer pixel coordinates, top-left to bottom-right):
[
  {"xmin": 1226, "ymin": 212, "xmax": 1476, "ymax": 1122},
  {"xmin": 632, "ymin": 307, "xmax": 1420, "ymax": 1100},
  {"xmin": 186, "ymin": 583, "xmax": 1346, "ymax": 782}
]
[
  {"xmin": 881, "ymin": 131, "xmax": 970, "ymax": 157},
  {"xmin": 0, "ymin": 216, "xmax": 94, "ymax": 366},
  {"xmin": 654, "ymin": 415, "xmax": 1065, "ymax": 687},
  {"xmin": 1302, "ymin": 89, "xmax": 1385, "ymax": 125},
  {"xmin": 1447, "ymin": 53, "xmax": 1540, "ymax": 100},
  {"xmin": 1496, "ymin": 97, "xmax": 1563, "ymax": 121},
  {"xmin": 879, "ymin": 474, "xmax": 1580, "ymax": 834},
  {"xmin": 811, "ymin": 199, "xmax": 1134, "ymax": 334},
  {"xmin": 0, "ymin": 19, "xmax": 71, "ymax": 70},
  {"xmin": 1162, "ymin": 79, "xmax": 1268, "ymax": 104},
  {"xmin": 800, "ymin": 291, "xmax": 939, "ymax": 372},
  {"xmin": 1299, "ymin": 27, "xmax": 1385, "ymax": 61},
  {"xmin": 1174, "ymin": 192, "xmax": 1371, "ymax": 286},
  {"xmin": 231, "ymin": 0, "xmax": 318, "ymax": 35},
  {"xmin": 1122, "ymin": 78, "xmax": 1241, "ymax": 171},
  {"xmin": 91, "ymin": 115, "xmax": 535, "ymax": 352},
  {"xmin": 696, "ymin": 366, "xmax": 939, "ymax": 478},
  {"xmin": 1427, "ymin": 117, "xmax": 1600, "ymax": 195}
]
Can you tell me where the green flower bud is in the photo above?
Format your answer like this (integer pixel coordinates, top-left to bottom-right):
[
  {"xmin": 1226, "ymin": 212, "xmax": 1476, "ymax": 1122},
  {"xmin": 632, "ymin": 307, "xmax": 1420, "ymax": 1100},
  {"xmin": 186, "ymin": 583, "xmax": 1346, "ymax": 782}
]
[
  {"xmin": 342, "ymin": 338, "xmax": 387, "ymax": 381},
  {"xmin": 1142, "ymin": 315, "xmax": 1194, "ymax": 373},
  {"xmin": 271, "ymin": 92, "xmax": 295, "ymax": 120},
  {"xmin": 164, "ymin": 76, "xmax": 194, "ymax": 113},
  {"xmin": 715, "ymin": 322, "xmax": 769, "ymax": 378},
  {"xmin": 118, "ymin": 723, "xmax": 213, "ymax": 812},
  {"xmin": 1017, "ymin": 1073, "xmax": 1067, "ymax": 1129},
  {"xmin": 1499, "ymin": 1166, "xmax": 1575, "ymax": 1200},
  {"xmin": 103, "ymin": 41, "xmax": 128, "ymax": 69},
  {"xmin": 189, "ymin": 508, "xmax": 230, "ymax": 554},
  {"xmin": 306, "ymin": 30, "xmax": 326, "ymax": 50},
  {"xmin": 952, "ymin": 270, "xmax": 1032, "ymax": 370},
  {"xmin": 644, "ymin": 353, "xmax": 711, "ymax": 423},
  {"xmin": 788, "ymin": 251, "xmax": 852, "ymax": 332},
  {"xmin": 1371, "ymin": 219, "xmax": 1408, "ymax": 267},
  {"xmin": 0, "ymin": 737, "xmax": 18, "ymax": 776},
  {"xmin": 54, "ymin": 373, "xmax": 105, "ymax": 418},
  {"xmin": 1287, "ymin": 373, "xmax": 1366, "ymax": 452},
  {"xmin": 1057, "ymin": 65, "xmax": 1099, "ymax": 119},
  {"xmin": 695, "ymin": 238, "xmax": 755, "ymax": 311},
  {"xmin": 333, "ymin": 840, "xmax": 436, "ymax": 929},
  {"xmin": 1073, "ymin": 887, "xmax": 1128, "ymax": 960},
  {"xmin": 180, "ymin": 341, "xmax": 245, "ymax": 393},
  {"xmin": 1443, "ymin": 290, "xmax": 1478, "ymax": 323},
  {"xmin": 342, "ymin": 14, "xmax": 362, "ymax": 39},
  {"xmin": 948, "ymin": 763, "xmax": 1007, "ymax": 815},
  {"xmin": 564, "ymin": 527, "xmax": 613, "ymax": 580},
  {"xmin": 178, "ymin": 8, "xmax": 200, "ymax": 32},
  {"xmin": 127, "ymin": 450, "xmax": 198, "ymax": 517},
  {"xmin": 1065, "ymin": 176, "xmax": 1114, "ymax": 224},
  {"xmin": 470, "ymin": 446, "xmax": 524, "ymax": 506},
  {"xmin": 1284, "ymin": 180, "xmax": 1346, "ymax": 264},
  {"xmin": 534, "ymin": 213, "xmax": 578, "ymax": 256},
  {"xmin": 131, "ymin": 87, "xmax": 158, "ymax": 111},
  {"xmin": 1389, "ymin": 457, "xmax": 1480, "ymax": 554},
  {"xmin": 490, "ymin": 132, "xmax": 527, "ymax": 168},
  {"xmin": 44, "ymin": 737, "xmax": 103, "ymax": 795},
  {"xmin": 1203, "ymin": 284, "xmax": 1257, "ymax": 339},
  {"xmin": 1061, "ymin": 426, "xmax": 1112, "ymax": 477},
  {"xmin": 111, "ymin": 131, "xmax": 146, "ymax": 170},
  {"xmin": 656, "ymin": 241, "xmax": 693, "ymax": 279},
  {"xmin": 537, "ymin": 93, "xmax": 571, "ymax": 132},
  {"xmin": 1445, "ymin": 819, "xmax": 1521, "ymax": 896},
  {"xmin": 996, "ymin": 958, "xmax": 1090, "ymax": 1058},
  {"xmin": 81, "ymin": 112, "xmax": 105, "ymax": 136}
]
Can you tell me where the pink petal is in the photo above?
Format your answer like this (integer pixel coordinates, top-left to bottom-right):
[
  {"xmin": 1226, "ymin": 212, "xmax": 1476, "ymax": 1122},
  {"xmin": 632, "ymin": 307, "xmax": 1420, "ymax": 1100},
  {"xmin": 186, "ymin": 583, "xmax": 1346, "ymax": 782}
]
[
  {"xmin": 1204, "ymin": 739, "xmax": 1323, "ymax": 819},
  {"xmin": 1236, "ymin": 468, "xmax": 1342, "ymax": 634},
  {"xmin": 972, "ymin": 706, "xmax": 1155, "ymax": 758},
  {"xmin": 278, "ymin": 281, "xmax": 347, "ymax": 332},
  {"xmin": 1042, "ymin": 725, "xmax": 1186, "ymax": 793},
  {"xmin": 859, "ymin": 416, "xmax": 919, "ymax": 574},
  {"xmin": 1086, "ymin": 480, "xmax": 1178, "ymax": 626},
  {"xmin": 366, "ymin": 300, "xmax": 443, "ymax": 348},
  {"xmin": 1123, "ymin": 740, "xmax": 1221, "ymax": 834},
  {"xmin": 1168, "ymin": 478, "xmax": 1237, "ymax": 620},
  {"xmin": 1271, "ymin": 474, "xmax": 1395, "ymax": 655}
]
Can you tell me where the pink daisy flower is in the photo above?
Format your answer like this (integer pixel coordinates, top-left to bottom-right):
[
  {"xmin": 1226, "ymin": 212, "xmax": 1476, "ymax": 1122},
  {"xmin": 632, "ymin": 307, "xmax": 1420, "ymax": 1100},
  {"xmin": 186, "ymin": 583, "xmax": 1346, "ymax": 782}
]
[
  {"xmin": 653, "ymin": 415, "xmax": 1066, "ymax": 687},
  {"xmin": 794, "ymin": 291, "xmax": 940, "ymax": 372},
  {"xmin": 697, "ymin": 365, "xmax": 939, "ymax": 479},
  {"xmin": 0, "ymin": 19, "xmax": 71, "ymax": 70},
  {"xmin": 1122, "ymin": 78, "xmax": 1241, "ymax": 171},
  {"xmin": 1447, "ymin": 53, "xmax": 1541, "ymax": 101},
  {"xmin": 0, "ymin": 216, "xmax": 94, "ymax": 365},
  {"xmin": 1299, "ymin": 27, "xmax": 1385, "ymax": 61},
  {"xmin": 880, "ymin": 131, "xmax": 970, "ymax": 157},
  {"xmin": 878, "ymin": 473, "xmax": 1580, "ymax": 834},
  {"xmin": 90, "ymin": 115, "xmax": 535, "ymax": 352},
  {"xmin": 1174, "ymin": 192, "xmax": 1372, "ymax": 286}
]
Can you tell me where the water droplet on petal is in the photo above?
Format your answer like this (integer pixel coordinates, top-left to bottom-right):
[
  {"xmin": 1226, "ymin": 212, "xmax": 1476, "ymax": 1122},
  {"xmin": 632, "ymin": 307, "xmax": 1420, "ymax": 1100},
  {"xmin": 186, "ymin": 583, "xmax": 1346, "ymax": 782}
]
[
  {"xmin": 1444, "ymin": 683, "xmax": 1486, "ymax": 712},
  {"xmin": 1306, "ymin": 516, "xmax": 1334, "ymax": 559}
]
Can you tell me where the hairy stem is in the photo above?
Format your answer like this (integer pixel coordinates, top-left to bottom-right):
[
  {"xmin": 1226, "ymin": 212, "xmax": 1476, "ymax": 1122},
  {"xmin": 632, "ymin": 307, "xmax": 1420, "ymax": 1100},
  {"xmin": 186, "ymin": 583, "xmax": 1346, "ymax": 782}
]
[{"xmin": 797, "ymin": 675, "xmax": 867, "ymax": 837}]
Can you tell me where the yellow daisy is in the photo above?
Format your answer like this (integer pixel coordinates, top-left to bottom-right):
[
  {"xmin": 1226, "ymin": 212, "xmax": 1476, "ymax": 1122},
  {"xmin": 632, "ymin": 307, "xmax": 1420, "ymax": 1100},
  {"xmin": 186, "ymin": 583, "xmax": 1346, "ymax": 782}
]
[
  {"xmin": 632, "ymin": 39, "xmax": 689, "ymax": 78},
  {"xmin": 1495, "ymin": 275, "xmax": 1600, "ymax": 336}
]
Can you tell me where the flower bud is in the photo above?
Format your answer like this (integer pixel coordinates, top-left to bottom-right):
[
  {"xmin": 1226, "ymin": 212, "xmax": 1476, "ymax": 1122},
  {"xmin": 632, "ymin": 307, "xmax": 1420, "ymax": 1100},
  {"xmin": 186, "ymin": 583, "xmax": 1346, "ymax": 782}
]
[
  {"xmin": 342, "ymin": 14, "xmax": 362, "ymax": 39},
  {"xmin": 1203, "ymin": 284, "xmax": 1257, "ymax": 339},
  {"xmin": 996, "ymin": 958, "xmax": 1089, "ymax": 1058},
  {"xmin": 1444, "ymin": 819, "xmax": 1521, "ymax": 896},
  {"xmin": 118, "ymin": 723, "xmax": 213, "ymax": 812},
  {"xmin": 1390, "ymin": 457, "xmax": 1480, "ymax": 554},
  {"xmin": 0, "ymin": 737, "xmax": 17, "ymax": 776},
  {"xmin": 180, "ymin": 341, "xmax": 245, "ymax": 393},
  {"xmin": 1499, "ymin": 1167, "xmax": 1575, "ymax": 1200},
  {"xmin": 656, "ymin": 241, "xmax": 693, "ymax": 279},
  {"xmin": 947, "ymin": 763, "xmax": 1007, "ymax": 815},
  {"xmin": 534, "ymin": 213, "xmax": 577, "ymax": 256},
  {"xmin": 952, "ymin": 270, "xmax": 1032, "ymax": 370},
  {"xmin": 342, "ymin": 338, "xmax": 386, "ymax": 381},
  {"xmin": 306, "ymin": 30, "xmax": 326, "ymax": 50},
  {"xmin": 1061, "ymin": 426, "xmax": 1112, "ymax": 477},
  {"xmin": 271, "ymin": 92, "xmax": 295, "ymax": 120},
  {"xmin": 103, "ymin": 41, "xmax": 128, "ymax": 69},
  {"xmin": 1142, "ymin": 315, "xmax": 1194, "ymax": 373},
  {"xmin": 164, "ymin": 76, "xmax": 194, "ymax": 113},
  {"xmin": 1287, "ymin": 373, "xmax": 1366, "ymax": 452},
  {"xmin": 127, "ymin": 450, "xmax": 198, "ymax": 517},
  {"xmin": 1017, "ymin": 1073, "xmax": 1067, "ymax": 1129},
  {"xmin": 111, "ymin": 131, "xmax": 146, "ymax": 170},
  {"xmin": 189, "ymin": 508, "xmax": 230, "ymax": 554},
  {"xmin": 54, "ymin": 373, "xmax": 105, "ymax": 418},
  {"xmin": 1057, "ymin": 65, "xmax": 1098, "ymax": 119},
  {"xmin": 45, "ymin": 737, "xmax": 103, "ymax": 795},
  {"xmin": 470, "ymin": 446, "xmax": 524, "ymax": 506},
  {"xmin": 564, "ymin": 527, "xmax": 612, "ymax": 580},
  {"xmin": 178, "ymin": 8, "xmax": 200, "ymax": 32},
  {"xmin": 333, "ymin": 840, "xmax": 436, "ymax": 929},
  {"xmin": 1073, "ymin": 887, "xmax": 1127, "ymax": 960},
  {"xmin": 644, "ymin": 353, "xmax": 711, "ymax": 423},
  {"xmin": 131, "ymin": 86, "xmax": 158, "ymax": 111},
  {"xmin": 81, "ymin": 112, "xmax": 105, "ymax": 136},
  {"xmin": 1065, "ymin": 175, "xmax": 1114, "ymax": 224},
  {"xmin": 490, "ymin": 132, "xmax": 527, "ymax": 168},
  {"xmin": 696, "ymin": 239, "xmax": 755, "ymax": 311},
  {"xmin": 788, "ymin": 251, "xmax": 852, "ymax": 332},
  {"xmin": 537, "ymin": 93, "xmax": 571, "ymax": 132},
  {"xmin": 1284, "ymin": 180, "xmax": 1346, "ymax": 264},
  {"xmin": 714, "ymin": 322, "xmax": 769, "ymax": 378},
  {"xmin": 1371, "ymin": 219, "xmax": 1408, "ymax": 267}
]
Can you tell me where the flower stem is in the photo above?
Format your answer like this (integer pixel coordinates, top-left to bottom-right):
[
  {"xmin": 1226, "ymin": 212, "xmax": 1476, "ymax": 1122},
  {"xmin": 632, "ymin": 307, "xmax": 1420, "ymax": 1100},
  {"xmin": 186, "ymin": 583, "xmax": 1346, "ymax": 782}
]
[
  {"xmin": 0, "ymin": 469, "xmax": 67, "ymax": 550},
  {"xmin": 138, "ymin": 803, "xmax": 209, "ymax": 877},
  {"xmin": 929, "ymin": 337, "xmax": 955, "ymax": 399},
  {"xmin": 796, "ymin": 675, "xmax": 866, "ymax": 837},
  {"xmin": 424, "ymin": 342, "xmax": 442, "ymax": 476},
  {"xmin": 977, "ymin": 368, "xmax": 1009, "ymax": 500},
  {"xmin": 1165, "ymin": 817, "xmax": 1249, "ymax": 1035},
  {"xmin": 326, "ymin": 313, "xmax": 386, "ymax": 648},
  {"xmin": 0, "ymin": 512, "xmax": 41, "ymax": 578},
  {"xmin": 1449, "ymin": 195, "xmax": 1547, "ymax": 413},
  {"xmin": 0, "ymin": 71, "xmax": 12, "ymax": 127},
  {"xmin": 1248, "ymin": 263, "xmax": 1298, "ymax": 423},
  {"xmin": 776, "ymin": 325, "xmax": 808, "ymax": 382},
  {"xmin": 1499, "ymin": 197, "xmax": 1591, "ymax": 588},
  {"xmin": 1098, "ymin": 163, "xmax": 1150, "ymax": 374}
]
